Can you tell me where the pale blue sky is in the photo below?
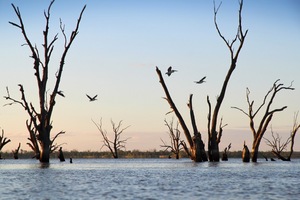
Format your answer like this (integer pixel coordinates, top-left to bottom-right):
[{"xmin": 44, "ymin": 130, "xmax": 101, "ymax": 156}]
[{"xmin": 0, "ymin": 0, "xmax": 299, "ymax": 152}]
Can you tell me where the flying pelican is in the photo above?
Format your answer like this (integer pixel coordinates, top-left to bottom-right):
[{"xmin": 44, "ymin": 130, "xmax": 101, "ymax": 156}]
[
  {"xmin": 86, "ymin": 94, "xmax": 98, "ymax": 102},
  {"xmin": 194, "ymin": 76, "xmax": 206, "ymax": 84},
  {"xmin": 165, "ymin": 66, "xmax": 177, "ymax": 76}
]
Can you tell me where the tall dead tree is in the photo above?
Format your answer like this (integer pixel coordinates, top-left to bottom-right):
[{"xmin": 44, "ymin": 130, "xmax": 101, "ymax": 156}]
[
  {"xmin": 232, "ymin": 79, "xmax": 294, "ymax": 162},
  {"xmin": 93, "ymin": 119, "xmax": 130, "ymax": 159},
  {"xmin": 156, "ymin": 70, "xmax": 206, "ymax": 162},
  {"xmin": 4, "ymin": 1, "xmax": 86, "ymax": 163},
  {"xmin": 156, "ymin": 0, "xmax": 247, "ymax": 162},
  {"xmin": 264, "ymin": 112, "xmax": 300, "ymax": 161},
  {"xmin": 208, "ymin": 0, "xmax": 248, "ymax": 161}
]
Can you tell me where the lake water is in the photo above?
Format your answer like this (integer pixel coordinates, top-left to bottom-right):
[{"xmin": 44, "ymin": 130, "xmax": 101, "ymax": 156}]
[{"xmin": 0, "ymin": 158, "xmax": 299, "ymax": 199}]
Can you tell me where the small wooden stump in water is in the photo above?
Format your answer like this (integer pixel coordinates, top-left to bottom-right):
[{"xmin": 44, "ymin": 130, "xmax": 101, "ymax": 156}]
[
  {"xmin": 242, "ymin": 141, "xmax": 250, "ymax": 162},
  {"xmin": 13, "ymin": 143, "xmax": 21, "ymax": 159},
  {"xmin": 222, "ymin": 143, "xmax": 231, "ymax": 161},
  {"xmin": 58, "ymin": 147, "xmax": 65, "ymax": 162}
]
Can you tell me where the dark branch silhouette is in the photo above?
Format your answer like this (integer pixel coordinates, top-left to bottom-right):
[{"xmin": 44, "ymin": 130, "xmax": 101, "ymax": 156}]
[{"xmin": 0, "ymin": 129, "xmax": 11, "ymax": 159}]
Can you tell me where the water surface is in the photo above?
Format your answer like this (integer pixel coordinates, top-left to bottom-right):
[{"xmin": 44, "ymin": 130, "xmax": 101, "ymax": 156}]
[{"xmin": 0, "ymin": 158, "xmax": 299, "ymax": 199}]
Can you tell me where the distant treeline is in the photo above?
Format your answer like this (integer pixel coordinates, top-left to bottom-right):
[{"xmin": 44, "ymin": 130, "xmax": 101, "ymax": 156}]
[{"xmin": 1, "ymin": 150, "xmax": 300, "ymax": 160}]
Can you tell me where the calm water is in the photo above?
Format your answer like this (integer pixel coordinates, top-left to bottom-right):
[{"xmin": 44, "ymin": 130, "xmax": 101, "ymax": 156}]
[{"xmin": 0, "ymin": 158, "xmax": 299, "ymax": 200}]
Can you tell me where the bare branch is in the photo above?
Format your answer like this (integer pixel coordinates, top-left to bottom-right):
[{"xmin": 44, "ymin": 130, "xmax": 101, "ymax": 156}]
[
  {"xmin": 231, "ymin": 106, "xmax": 248, "ymax": 116},
  {"xmin": 48, "ymin": 4, "xmax": 86, "ymax": 121},
  {"xmin": 50, "ymin": 131, "xmax": 65, "ymax": 153},
  {"xmin": 60, "ymin": 18, "xmax": 67, "ymax": 48},
  {"xmin": 0, "ymin": 129, "xmax": 11, "ymax": 151},
  {"xmin": 217, "ymin": 117, "xmax": 227, "ymax": 144},
  {"xmin": 189, "ymin": 94, "xmax": 199, "ymax": 137}
]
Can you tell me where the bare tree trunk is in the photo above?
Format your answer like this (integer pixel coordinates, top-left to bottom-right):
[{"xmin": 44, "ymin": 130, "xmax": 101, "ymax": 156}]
[
  {"xmin": 251, "ymin": 145, "xmax": 259, "ymax": 162},
  {"xmin": 189, "ymin": 94, "xmax": 208, "ymax": 161},
  {"xmin": 37, "ymin": 128, "xmax": 51, "ymax": 162}
]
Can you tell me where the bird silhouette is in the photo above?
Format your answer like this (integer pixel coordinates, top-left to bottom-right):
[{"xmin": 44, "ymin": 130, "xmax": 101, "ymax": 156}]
[
  {"xmin": 194, "ymin": 76, "xmax": 206, "ymax": 84},
  {"xmin": 86, "ymin": 94, "xmax": 98, "ymax": 102},
  {"xmin": 57, "ymin": 90, "xmax": 65, "ymax": 97},
  {"xmin": 165, "ymin": 66, "xmax": 177, "ymax": 76}
]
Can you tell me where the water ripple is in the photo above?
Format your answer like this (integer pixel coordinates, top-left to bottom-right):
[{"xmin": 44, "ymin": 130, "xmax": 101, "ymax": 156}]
[{"xmin": 0, "ymin": 158, "xmax": 300, "ymax": 199}]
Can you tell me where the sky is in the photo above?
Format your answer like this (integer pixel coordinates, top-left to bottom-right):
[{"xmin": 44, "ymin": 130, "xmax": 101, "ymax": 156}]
[{"xmin": 0, "ymin": 0, "xmax": 300, "ymax": 153}]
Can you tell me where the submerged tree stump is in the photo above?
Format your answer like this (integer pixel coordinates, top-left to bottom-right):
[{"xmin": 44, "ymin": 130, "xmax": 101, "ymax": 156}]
[
  {"xmin": 13, "ymin": 143, "xmax": 21, "ymax": 159},
  {"xmin": 58, "ymin": 147, "xmax": 65, "ymax": 162},
  {"xmin": 242, "ymin": 142, "xmax": 250, "ymax": 162},
  {"xmin": 222, "ymin": 143, "xmax": 231, "ymax": 161},
  {"xmin": 222, "ymin": 152, "xmax": 228, "ymax": 161}
]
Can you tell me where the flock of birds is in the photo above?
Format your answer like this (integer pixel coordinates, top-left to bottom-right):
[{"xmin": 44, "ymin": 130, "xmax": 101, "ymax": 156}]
[
  {"xmin": 166, "ymin": 66, "xmax": 206, "ymax": 84},
  {"xmin": 56, "ymin": 66, "xmax": 204, "ymax": 102}
]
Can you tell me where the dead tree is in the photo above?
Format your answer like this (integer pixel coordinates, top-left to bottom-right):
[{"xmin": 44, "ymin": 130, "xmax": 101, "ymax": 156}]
[
  {"xmin": 93, "ymin": 119, "xmax": 130, "ymax": 159},
  {"xmin": 156, "ymin": 0, "xmax": 247, "ymax": 162},
  {"xmin": 161, "ymin": 118, "xmax": 186, "ymax": 159},
  {"xmin": 4, "ymin": 1, "xmax": 86, "ymax": 163},
  {"xmin": 232, "ymin": 79, "xmax": 294, "ymax": 162},
  {"xmin": 12, "ymin": 143, "xmax": 21, "ymax": 159},
  {"xmin": 207, "ymin": 0, "xmax": 248, "ymax": 161},
  {"xmin": 0, "ymin": 129, "xmax": 11, "ymax": 159},
  {"xmin": 156, "ymin": 71, "xmax": 206, "ymax": 162},
  {"xmin": 264, "ymin": 112, "xmax": 300, "ymax": 161}
]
